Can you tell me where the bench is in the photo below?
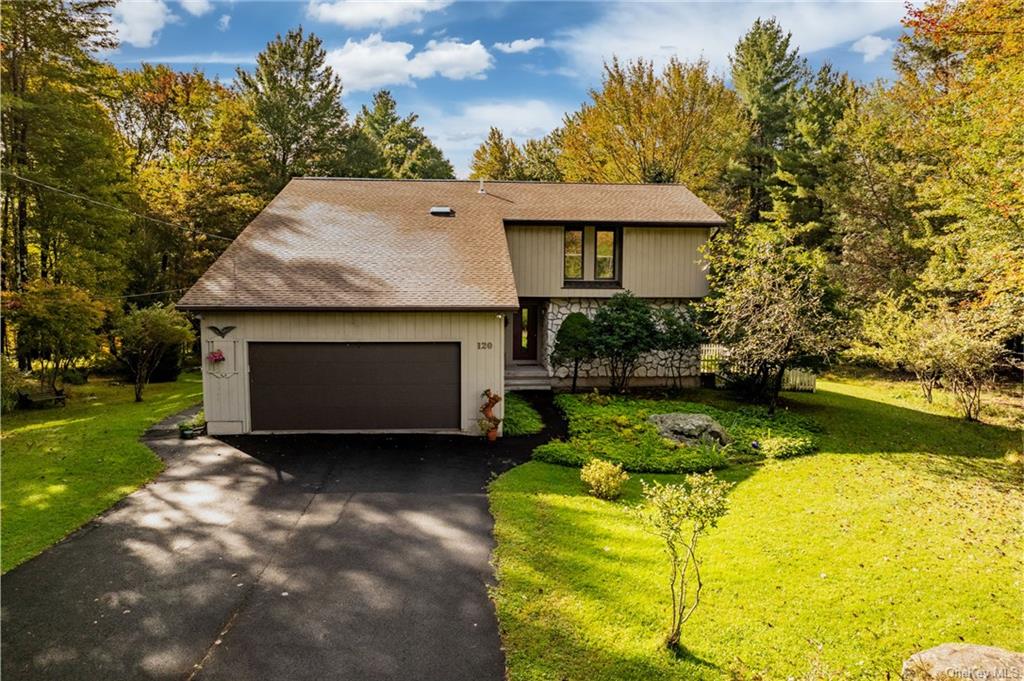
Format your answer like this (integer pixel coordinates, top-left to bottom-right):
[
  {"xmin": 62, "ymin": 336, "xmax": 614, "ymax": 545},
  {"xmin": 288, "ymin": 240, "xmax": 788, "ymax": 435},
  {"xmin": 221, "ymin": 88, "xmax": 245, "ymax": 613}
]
[{"xmin": 17, "ymin": 389, "xmax": 66, "ymax": 409}]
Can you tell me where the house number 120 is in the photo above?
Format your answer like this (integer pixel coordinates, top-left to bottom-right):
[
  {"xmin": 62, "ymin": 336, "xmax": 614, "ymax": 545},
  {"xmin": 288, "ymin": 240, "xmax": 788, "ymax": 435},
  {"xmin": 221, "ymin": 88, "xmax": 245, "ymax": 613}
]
[{"xmin": 477, "ymin": 342, "xmax": 493, "ymax": 350}]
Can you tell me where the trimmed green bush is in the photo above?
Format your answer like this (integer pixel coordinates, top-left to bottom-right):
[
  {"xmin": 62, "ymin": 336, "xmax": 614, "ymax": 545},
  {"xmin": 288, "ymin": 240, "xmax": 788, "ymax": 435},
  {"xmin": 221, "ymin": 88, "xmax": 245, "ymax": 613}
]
[
  {"xmin": 533, "ymin": 393, "xmax": 818, "ymax": 473},
  {"xmin": 580, "ymin": 458, "xmax": 629, "ymax": 500}
]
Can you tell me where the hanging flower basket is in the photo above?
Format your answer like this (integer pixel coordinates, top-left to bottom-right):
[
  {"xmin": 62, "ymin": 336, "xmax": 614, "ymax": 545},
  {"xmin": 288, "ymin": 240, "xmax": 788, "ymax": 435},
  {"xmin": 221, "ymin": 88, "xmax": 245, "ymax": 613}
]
[{"xmin": 206, "ymin": 349, "xmax": 225, "ymax": 364}]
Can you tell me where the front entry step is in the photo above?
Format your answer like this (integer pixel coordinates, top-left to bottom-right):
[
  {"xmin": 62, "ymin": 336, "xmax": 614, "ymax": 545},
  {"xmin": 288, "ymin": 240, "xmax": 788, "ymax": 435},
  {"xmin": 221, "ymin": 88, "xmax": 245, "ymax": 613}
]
[{"xmin": 505, "ymin": 364, "xmax": 552, "ymax": 391}]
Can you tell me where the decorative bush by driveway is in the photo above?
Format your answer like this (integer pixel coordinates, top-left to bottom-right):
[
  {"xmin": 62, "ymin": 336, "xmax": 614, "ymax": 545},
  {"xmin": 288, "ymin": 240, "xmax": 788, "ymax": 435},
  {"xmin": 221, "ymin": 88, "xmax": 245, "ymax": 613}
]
[{"xmin": 533, "ymin": 393, "xmax": 819, "ymax": 473}]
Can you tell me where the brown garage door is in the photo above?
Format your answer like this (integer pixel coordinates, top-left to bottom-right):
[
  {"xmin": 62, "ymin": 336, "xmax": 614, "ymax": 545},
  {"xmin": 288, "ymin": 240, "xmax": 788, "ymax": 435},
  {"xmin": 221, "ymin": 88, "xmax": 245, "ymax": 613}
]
[{"xmin": 248, "ymin": 342, "xmax": 460, "ymax": 431}]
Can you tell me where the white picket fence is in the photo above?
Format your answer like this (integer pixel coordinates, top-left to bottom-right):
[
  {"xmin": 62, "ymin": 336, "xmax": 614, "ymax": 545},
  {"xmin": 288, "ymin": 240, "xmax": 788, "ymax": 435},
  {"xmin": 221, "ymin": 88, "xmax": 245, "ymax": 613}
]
[{"xmin": 699, "ymin": 344, "xmax": 816, "ymax": 393}]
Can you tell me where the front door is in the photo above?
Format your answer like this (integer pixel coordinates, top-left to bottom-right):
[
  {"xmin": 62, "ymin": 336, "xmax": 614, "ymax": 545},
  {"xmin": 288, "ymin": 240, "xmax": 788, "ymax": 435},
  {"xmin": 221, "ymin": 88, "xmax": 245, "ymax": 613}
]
[{"xmin": 512, "ymin": 303, "xmax": 539, "ymax": 361}]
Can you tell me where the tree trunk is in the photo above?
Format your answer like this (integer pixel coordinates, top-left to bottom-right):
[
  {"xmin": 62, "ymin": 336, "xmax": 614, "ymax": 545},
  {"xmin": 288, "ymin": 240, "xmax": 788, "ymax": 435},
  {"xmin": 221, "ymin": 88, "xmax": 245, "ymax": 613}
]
[
  {"xmin": 571, "ymin": 358, "xmax": 580, "ymax": 393},
  {"xmin": 768, "ymin": 365, "xmax": 786, "ymax": 415}
]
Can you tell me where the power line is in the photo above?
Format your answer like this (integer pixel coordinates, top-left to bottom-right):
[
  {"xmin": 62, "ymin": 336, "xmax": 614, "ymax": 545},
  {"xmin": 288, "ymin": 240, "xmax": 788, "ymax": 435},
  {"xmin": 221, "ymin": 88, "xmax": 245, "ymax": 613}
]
[
  {"xmin": 1, "ymin": 171, "xmax": 235, "ymax": 242},
  {"xmin": 119, "ymin": 287, "xmax": 190, "ymax": 299}
]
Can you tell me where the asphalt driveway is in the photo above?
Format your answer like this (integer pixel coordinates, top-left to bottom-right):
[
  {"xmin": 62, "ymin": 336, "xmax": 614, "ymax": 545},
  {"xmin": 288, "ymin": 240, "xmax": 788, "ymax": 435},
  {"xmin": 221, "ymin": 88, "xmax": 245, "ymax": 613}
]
[{"xmin": 1, "ymin": 400, "xmax": 554, "ymax": 680}]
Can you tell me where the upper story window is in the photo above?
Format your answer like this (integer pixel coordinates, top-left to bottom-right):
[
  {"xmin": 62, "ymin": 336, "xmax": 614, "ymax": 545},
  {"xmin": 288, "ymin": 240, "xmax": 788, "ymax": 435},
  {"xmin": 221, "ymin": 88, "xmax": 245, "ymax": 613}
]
[
  {"xmin": 595, "ymin": 228, "xmax": 618, "ymax": 280},
  {"xmin": 564, "ymin": 228, "xmax": 583, "ymax": 280}
]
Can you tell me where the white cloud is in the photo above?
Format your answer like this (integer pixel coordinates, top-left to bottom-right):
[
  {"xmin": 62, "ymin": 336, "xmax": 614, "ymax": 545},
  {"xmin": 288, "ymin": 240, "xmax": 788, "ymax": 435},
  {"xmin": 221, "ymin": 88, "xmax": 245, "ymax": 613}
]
[
  {"xmin": 307, "ymin": 0, "xmax": 452, "ymax": 28},
  {"xmin": 179, "ymin": 0, "xmax": 213, "ymax": 16},
  {"xmin": 112, "ymin": 0, "xmax": 176, "ymax": 48},
  {"xmin": 557, "ymin": 2, "xmax": 906, "ymax": 77},
  {"xmin": 418, "ymin": 99, "xmax": 568, "ymax": 177},
  {"xmin": 850, "ymin": 34, "xmax": 895, "ymax": 62},
  {"xmin": 494, "ymin": 38, "xmax": 546, "ymax": 54},
  {"xmin": 217, "ymin": 14, "xmax": 231, "ymax": 31},
  {"xmin": 326, "ymin": 34, "xmax": 493, "ymax": 91}
]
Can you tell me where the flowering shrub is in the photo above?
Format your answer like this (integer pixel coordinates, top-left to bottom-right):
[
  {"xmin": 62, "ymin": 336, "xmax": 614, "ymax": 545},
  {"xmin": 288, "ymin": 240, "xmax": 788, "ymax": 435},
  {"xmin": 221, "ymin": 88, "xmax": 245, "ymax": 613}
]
[
  {"xmin": 580, "ymin": 458, "xmax": 629, "ymax": 500},
  {"xmin": 206, "ymin": 349, "xmax": 225, "ymax": 363}
]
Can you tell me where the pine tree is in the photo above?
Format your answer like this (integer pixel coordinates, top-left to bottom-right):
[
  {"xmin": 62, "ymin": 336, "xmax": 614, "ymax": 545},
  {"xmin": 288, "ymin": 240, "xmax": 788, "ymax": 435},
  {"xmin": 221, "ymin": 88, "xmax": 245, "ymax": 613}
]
[
  {"xmin": 729, "ymin": 18, "xmax": 806, "ymax": 224},
  {"xmin": 356, "ymin": 90, "xmax": 453, "ymax": 179},
  {"xmin": 237, "ymin": 28, "xmax": 349, "ymax": 190}
]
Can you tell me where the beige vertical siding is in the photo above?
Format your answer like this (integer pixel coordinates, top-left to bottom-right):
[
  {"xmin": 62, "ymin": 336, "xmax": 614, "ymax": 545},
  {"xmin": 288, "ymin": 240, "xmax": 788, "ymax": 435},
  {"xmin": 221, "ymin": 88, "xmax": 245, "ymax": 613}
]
[
  {"xmin": 506, "ymin": 224, "xmax": 709, "ymax": 298},
  {"xmin": 621, "ymin": 227, "xmax": 709, "ymax": 297},
  {"xmin": 505, "ymin": 225, "xmax": 563, "ymax": 296},
  {"xmin": 199, "ymin": 311, "xmax": 505, "ymax": 435}
]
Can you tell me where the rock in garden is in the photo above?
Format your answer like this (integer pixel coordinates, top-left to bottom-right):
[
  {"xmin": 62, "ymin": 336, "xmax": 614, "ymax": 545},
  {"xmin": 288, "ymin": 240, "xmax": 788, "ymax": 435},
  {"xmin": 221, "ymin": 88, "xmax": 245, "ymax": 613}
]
[
  {"xmin": 648, "ymin": 413, "xmax": 731, "ymax": 446},
  {"xmin": 902, "ymin": 643, "xmax": 1024, "ymax": 680}
]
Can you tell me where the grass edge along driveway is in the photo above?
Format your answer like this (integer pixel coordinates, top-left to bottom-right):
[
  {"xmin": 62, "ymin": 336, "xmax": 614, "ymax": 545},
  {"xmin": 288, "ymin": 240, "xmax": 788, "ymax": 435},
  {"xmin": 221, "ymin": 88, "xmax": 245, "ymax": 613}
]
[
  {"xmin": 1, "ymin": 373, "xmax": 202, "ymax": 573},
  {"xmin": 489, "ymin": 377, "xmax": 1023, "ymax": 681}
]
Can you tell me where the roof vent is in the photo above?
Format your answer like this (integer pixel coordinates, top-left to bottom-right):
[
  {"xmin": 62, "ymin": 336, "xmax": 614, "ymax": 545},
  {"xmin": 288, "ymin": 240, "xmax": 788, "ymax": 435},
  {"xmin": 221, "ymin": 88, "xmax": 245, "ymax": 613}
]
[{"xmin": 430, "ymin": 206, "xmax": 455, "ymax": 217}]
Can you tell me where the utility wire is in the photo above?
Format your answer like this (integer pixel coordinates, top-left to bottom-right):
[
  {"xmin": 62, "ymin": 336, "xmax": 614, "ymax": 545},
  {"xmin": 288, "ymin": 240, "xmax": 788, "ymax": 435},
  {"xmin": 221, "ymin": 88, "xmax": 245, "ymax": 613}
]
[{"xmin": 1, "ymin": 170, "xmax": 235, "ymax": 242}]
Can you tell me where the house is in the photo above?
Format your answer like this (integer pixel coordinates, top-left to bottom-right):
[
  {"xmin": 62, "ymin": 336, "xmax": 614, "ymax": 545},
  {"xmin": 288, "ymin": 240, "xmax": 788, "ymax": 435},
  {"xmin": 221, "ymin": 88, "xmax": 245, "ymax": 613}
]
[{"xmin": 178, "ymin": 178, "xmax": 724, "ymax": 435}]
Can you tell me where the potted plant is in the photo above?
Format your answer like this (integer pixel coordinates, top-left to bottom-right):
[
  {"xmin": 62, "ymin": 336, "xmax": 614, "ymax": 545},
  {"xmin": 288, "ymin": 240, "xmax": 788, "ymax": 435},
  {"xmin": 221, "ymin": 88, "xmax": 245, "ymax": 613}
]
[
  {"xmin": 178, "ymin": 410, "xmax": 207, "ymax": 439},
  {"xmin": 479, "ymin": 389, "xmax": 502, "ymax": 442},
  {"xmin": 206, "ymin": 349, "xmax": 225, "ymax": 364}
]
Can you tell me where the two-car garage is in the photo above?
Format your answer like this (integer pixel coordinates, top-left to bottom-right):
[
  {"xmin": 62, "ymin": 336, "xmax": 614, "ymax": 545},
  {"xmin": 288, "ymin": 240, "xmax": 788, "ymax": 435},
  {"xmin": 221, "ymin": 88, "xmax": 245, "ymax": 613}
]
[
  {"xmin": 195, "ymin": 311, "xmax": 505, "ymax": 436},
  {"xmin": 247, "ymin": 341, "xmax": 461, "ymax": 431}
]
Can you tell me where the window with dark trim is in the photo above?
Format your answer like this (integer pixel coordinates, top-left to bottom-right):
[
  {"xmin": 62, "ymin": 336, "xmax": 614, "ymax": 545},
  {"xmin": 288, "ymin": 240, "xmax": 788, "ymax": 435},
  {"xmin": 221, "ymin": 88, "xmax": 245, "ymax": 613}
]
[
  {"xmin": 564, "ymin": 228, "xmax": 583, "ymax": 280},
  {"xmin": 594, "ymin": 227, "xmax": 618, "ymax": 280}
]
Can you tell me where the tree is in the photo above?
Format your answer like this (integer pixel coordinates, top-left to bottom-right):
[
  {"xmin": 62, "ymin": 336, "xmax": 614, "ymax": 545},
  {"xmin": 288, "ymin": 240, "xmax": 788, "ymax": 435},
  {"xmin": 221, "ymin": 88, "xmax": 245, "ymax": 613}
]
[
  {"xmin": 558, "ymin": 58, "xmax": 745, "ymax": 210},
  {"xmin": 470, "ymin": 127, "xmax": 526, "ymax": 180},
  {"xmin": 591, "ymin": 292, "xmax": 660, "ymax": 392},
  {"xmin": 1, "ymin": 0, "xmax": 127, "ymax": 296},
  {"xmin": 630, "ymin": 473, "xmax": 732, "ymax": 651},
  {"xmin": 729, "ymin": 18, "xmax": 806, "ymax": 223},
  {"xmin": 704, "ymin": 226, "xmax": 843, "ymax": 412},
  {"xmin": 767, "ymin": 63, "xmax": 855, "ymax": 248},
  {"xmin": 657, "ymin": 306, "xmax": 702, "ymax": 388},
  {"xmin": 6, "ymin": 281, "xmax": 105, "ymax": 392},
  {"xmin": 521, "ymin": 130, "xmax": 564, "ymax": 182},
  {"xmin": 550, "ymin": 312, "xmax": 594, "ymax": 393},
  {"xmin": 114, "ymin": 304, "xmax": 194, "ymax": 402},
  {"xmin": 930, "ymin": 312, "xmax": 1005, "ymax": 421},
  {"xmin": 356, "ymin": 90, "xmax": 454, "ymax": 179},
  {"xmin": 237, "ymin": 28, "xmax": 350, "ymax": 190}
]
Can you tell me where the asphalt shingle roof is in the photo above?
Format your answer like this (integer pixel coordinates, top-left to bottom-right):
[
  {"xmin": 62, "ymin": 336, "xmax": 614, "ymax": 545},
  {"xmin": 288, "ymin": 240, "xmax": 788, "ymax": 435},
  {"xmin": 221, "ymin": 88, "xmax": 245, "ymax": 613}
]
[{"xmin": 178, "ymin": 178, "xmax": 724, "ymax": 311}]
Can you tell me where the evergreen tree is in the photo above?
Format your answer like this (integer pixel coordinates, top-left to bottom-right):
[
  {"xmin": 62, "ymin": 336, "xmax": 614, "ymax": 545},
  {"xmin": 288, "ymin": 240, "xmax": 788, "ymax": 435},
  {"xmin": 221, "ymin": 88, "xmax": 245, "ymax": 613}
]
[
  {"xmin": 767, "ymin": 63, "xmax": 855, "ymax": 248},
  {"xmin": 237, "ymin": 28, "xmax": 349, "ymax": 190},
  {"xmin": 356, "ymin": 90, "xmax": 453, "ymax": 179},
  {"xmin": 729, "ymin": 18, "xmax": 805, "ymax": 223}
]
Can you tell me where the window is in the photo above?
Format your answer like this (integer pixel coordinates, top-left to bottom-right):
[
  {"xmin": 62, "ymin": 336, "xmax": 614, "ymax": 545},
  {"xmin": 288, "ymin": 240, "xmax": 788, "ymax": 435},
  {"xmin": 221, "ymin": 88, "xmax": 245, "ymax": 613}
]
[
  {"xmin": 564, "ymin": 228, "xmax": 583, "ymax": 280},
  {"xmin": 595, "ymin": 228, "xmax": 618, "ymax": 280}
]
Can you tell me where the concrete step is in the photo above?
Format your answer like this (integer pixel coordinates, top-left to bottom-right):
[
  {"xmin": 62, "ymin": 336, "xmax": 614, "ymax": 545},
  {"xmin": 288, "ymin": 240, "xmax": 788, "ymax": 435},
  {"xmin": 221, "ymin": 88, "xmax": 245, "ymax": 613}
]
[{"xmin": 505, "ymin": 381, "xmax": 552, "ymax": 391}]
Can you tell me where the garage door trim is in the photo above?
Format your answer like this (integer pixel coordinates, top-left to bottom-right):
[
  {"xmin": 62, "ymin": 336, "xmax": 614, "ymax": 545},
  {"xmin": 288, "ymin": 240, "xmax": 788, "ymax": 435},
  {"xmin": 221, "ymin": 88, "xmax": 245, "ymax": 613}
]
[{"xmin": 245, "ymin": 340, "xmax": 462, "ymax": 433}]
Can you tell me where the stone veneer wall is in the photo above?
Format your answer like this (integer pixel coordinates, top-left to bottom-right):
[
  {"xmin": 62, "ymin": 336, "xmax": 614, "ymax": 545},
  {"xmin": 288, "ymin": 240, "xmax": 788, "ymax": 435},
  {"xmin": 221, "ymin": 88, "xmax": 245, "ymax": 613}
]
[{"xmin": 543, "ymin": 298, "xmax": 700, "ymax": 386}]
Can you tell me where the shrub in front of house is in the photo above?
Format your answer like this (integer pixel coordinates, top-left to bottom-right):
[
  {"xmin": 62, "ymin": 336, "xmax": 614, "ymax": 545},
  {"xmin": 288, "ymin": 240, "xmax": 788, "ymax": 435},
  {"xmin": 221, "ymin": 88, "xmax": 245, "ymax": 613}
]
[
  {"xmin": 533, "ymin": 393, "xmax": 818, "ymax": 473},
  {"xmin": 580, "ymin": 458, "xmax": 629, "ymax": 500}
]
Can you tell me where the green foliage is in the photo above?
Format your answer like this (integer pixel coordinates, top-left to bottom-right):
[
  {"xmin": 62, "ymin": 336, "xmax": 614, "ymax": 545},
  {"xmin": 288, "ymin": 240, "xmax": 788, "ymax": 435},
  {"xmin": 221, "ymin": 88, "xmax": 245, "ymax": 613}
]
[
  {"xmin": 1, "ymin": 373, "xmax": 202, "ymax": 572},
  {"xmin": 591, "ymin": 292, "xmax": 660, "ymax": 392},
  {"xmin": 237, "ymin": 27, "xmax": 350, "ymax": 189},
  {"xmin": 114, "ymin": 304, "xmax": 195, "ymax": 402},
  {"xmin": 657, "ymin": 306, "xmax": 702, "ymax": 388},
  {"xmin": 630, "ymin": 473, "xmax": 732, "ymax": 649},
  {"xmin": 580, "ymin": 458, "xmax": 629, "ymax": 500},
  {"xmin": 533, "ymin": 393, "xmax": 818, "ymax": 473},
  {"xmin": 550, "ymin": 311, "xmax": 595, "ymax": 393},
  {"xmin": 470, "ymin": 127, "xmax": 527, "ymax": 180},
  {"xmin": 491, "ymin": 376, "xmax": 1021, "ymax": 680},
  {"xmin": 357, "ymin": 90, "xmax": 454, "ymax": 179},
  {"xmin": 6, "ymin": 281, "xmax": 106, "ymax": 392},
  {"xmin": 703, "ymin": 226, "xmax": 843, "ymax": 411},
  {"xmin": 2, "ymin": 355, "xmax": 26, "ymax": 413},
  {"xmin": 729, "ymin": 17, "xmax": 806, "ymax": 223},
  {"xmin": 178, "ymin": 409, "xmax": 206, "ymax": 431},
  {"xmin": 502, "ymin": 393, "xmax": 545, "ymax": 436}
]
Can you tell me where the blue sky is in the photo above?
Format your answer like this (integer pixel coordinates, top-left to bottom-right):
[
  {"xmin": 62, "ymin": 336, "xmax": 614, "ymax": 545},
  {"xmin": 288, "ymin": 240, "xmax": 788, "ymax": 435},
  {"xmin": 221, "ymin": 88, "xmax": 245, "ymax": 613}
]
[{"xmin": 109, "ymin": 1, "xmax": 910, "ymax": 177}]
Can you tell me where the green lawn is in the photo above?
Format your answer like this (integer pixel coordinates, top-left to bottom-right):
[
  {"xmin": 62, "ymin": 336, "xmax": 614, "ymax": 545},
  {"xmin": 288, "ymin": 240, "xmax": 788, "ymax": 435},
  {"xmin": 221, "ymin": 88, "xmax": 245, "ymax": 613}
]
[
  {"xmin": 489, "ymin": 377, "xmax": 1023, "ymax": 680},
  {"xmin": 1, "ymin": 373, "xmax": 202, "ymax": 573},
  {"xmin": 504, "ymin": 392, "xmax": 545, "ymax": 436}
]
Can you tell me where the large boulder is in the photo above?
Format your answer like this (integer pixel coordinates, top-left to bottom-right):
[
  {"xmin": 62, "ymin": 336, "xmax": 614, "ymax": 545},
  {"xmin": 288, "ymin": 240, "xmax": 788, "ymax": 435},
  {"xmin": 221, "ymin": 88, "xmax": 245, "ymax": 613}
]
[
  {"xmin": 903, "ymin": 643, "xmax": 1024, "ymax": 680},
  {"xmin": 648, "ymin": 413, "xmax": 731, "ymax": 446}
]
